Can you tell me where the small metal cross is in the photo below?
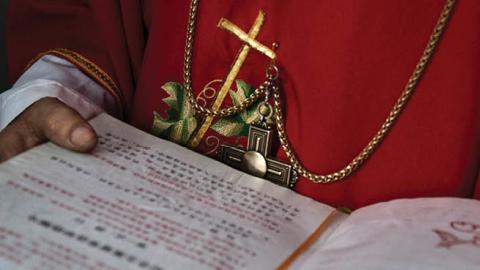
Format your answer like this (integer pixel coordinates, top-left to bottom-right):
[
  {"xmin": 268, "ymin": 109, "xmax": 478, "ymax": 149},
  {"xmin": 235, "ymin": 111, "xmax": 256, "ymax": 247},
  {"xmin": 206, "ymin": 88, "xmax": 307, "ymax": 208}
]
[{"xmin": 220, "ymin": 121, "xmax": 297, "ymax": 189}]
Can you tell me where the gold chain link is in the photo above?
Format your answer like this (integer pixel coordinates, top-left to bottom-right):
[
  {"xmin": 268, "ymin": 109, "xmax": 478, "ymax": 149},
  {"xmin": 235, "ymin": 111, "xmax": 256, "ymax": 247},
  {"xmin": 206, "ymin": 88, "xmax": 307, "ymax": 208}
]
[{"xmin": 183, "ymin": 0, "xmax": 457, "ymax": 183}]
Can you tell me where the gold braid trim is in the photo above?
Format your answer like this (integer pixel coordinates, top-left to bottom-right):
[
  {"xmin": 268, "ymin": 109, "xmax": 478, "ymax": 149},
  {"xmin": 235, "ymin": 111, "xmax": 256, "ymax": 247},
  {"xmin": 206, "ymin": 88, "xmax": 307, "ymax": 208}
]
[{"xmin": 26, "ymin": 48, "xmax": 125, "ymax": 116}]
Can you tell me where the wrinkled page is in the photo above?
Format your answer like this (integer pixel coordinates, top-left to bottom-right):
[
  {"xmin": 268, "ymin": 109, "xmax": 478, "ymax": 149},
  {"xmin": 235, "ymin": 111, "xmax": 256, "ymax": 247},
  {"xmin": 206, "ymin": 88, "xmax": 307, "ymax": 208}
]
[
  {"xmin": 0, "ymin": 113, "xmax": 333, "ymax": 270},
  {"xmin": 299, "ymin": 198, "xmax": 480, "ymax": 270}
]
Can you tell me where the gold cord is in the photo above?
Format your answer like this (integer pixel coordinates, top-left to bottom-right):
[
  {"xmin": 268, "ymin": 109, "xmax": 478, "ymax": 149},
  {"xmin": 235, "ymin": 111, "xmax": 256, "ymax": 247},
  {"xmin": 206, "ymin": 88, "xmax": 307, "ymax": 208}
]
[{"xmin": 183, "ymin": 0, "xmax": 457, "ymax": 183}]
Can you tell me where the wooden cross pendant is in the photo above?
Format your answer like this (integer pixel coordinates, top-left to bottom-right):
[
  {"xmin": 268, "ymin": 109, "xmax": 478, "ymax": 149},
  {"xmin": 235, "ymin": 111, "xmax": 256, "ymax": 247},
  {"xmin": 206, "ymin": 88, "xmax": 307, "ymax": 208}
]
[{"xmin": 220, "ymin": 123, "xmax": 298, "ymax": 189}]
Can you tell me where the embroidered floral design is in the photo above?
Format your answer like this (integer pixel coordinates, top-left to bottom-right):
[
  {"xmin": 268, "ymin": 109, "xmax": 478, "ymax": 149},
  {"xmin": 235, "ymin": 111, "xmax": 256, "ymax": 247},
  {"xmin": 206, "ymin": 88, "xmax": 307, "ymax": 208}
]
[
  {"xmin": 152, "ymin": 80, "xmax": 259, "ymax": 146},
  {"xmin": 196, "ymin": 79, "xmax": 222, "ymax": 107},
  {"xmin": 211, "ymin": 80, "xmax": 260, "ymax": 137},
  {"xmin": 152, "ymin": 82, "xmax": 197, "ymax": 145}
]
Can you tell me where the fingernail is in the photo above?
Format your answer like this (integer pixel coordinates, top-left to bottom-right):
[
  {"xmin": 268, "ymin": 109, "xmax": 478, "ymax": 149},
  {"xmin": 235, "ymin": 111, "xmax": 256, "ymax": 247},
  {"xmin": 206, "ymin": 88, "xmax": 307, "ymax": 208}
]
[{"xmin": 70, "ymin": 126, "xmax": 93, "ymax": 147}]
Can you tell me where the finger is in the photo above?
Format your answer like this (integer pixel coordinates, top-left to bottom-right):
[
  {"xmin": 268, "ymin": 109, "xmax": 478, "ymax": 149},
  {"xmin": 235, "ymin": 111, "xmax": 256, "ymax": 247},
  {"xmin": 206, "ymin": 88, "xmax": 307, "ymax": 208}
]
[
  {"xmin": 26, "ymin": 98, "xmax": 97, "ymax": 152},
  {"xmin": 0, "ymin": 123, "xmax": 33, "ymax": 162},
  {"xmin": 0, "ymin": 98, "xmax": 97, "ymax": 163},
  {"xmin": 0, "ymin": 100, "xmax": 53, "ymax": 162}
]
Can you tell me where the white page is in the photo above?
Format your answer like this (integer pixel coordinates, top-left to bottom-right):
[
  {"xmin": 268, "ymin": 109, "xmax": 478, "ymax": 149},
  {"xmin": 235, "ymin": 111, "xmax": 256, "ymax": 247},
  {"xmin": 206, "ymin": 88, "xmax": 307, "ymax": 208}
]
[
  {"xmin": 286, "ymin": 212, "xmax": 349, "ymax": 270},
  {"xmin": 298, "ymin": 197, "xmax": 480, "ymax": 270},
  {"xmin": 0, "ymin": 113, "xmax": 334, "ymax": 270}
]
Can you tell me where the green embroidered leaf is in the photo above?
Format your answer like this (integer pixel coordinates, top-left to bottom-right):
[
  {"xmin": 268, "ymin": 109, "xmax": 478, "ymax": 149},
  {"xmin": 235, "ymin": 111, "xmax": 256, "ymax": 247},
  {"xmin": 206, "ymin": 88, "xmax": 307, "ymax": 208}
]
[
  {"xmin": 241, "ymin": 104, "xmax": 259, "ymax": 124},
  {"xmin": 236, "ymin": 80, "xmax": 254, "ymax": 95},
  {"xmin": 169, "ymin": 117, "xmax": 197, "ymax": 145},
  {"xmin": 211, "ymin": 117, "xmax": 245, "ymax": 137},
  {"xmin": 229, "ymin": 80, "xmax": 252, "ymax": 106},
  {"xmin": 152, "ymin": 82, "xmax": 197, "ymax": 145},
  {"xmin": 152, "ymin": 111, "xmax": 174, "ymax": 136},
  {"xmin": 162, "ymin": 82, "xmax": 182, "ymax": 113},
  {"xmin": 211, "ymin": 80, "xmax": 260, "ymax": 138}
]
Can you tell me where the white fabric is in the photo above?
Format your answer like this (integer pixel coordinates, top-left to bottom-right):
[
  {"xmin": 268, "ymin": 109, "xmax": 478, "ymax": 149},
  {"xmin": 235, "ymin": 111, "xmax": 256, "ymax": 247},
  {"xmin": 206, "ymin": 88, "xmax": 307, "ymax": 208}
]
[{"xmin": 0, "ymin": 55, "xmax": 116, "ymax": 130}]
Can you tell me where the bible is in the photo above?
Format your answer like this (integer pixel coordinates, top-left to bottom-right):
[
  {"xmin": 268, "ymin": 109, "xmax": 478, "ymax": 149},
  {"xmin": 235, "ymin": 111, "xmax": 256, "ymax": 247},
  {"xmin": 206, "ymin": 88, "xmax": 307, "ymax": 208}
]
[{"xmin": 0, "ymin": 113, "xmax": 479, "ymax": 270}]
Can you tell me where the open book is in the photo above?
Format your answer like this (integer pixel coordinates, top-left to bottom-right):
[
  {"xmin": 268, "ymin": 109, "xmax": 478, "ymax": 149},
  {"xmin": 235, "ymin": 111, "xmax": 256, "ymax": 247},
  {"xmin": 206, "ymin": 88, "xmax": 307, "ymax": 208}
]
[{"xmin": 0, "ymin": 114, "xmax": 478, "ymax": 270}]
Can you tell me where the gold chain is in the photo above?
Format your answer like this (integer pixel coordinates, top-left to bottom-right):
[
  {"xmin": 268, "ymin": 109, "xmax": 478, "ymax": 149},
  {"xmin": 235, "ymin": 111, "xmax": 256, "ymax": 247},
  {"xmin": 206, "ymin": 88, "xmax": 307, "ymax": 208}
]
[{"xmin": 183, "ymin": 0, "xmax": 457, "ymax": 183}]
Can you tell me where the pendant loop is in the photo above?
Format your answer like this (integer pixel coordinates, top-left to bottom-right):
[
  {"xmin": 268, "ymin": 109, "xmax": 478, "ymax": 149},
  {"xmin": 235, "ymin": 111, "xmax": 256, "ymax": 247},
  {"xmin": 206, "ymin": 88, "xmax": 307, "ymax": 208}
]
[{"xmin": 266, "ymin": 64, "xmax": 279, "ymax": 81}]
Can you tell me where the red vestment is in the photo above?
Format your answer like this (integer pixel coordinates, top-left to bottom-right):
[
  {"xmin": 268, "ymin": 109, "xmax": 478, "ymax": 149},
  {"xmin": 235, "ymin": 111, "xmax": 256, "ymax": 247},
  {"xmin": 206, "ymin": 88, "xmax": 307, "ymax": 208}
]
[{"xmin": 6, "ymin": 0, "xmax": 480, "ymax": 209}]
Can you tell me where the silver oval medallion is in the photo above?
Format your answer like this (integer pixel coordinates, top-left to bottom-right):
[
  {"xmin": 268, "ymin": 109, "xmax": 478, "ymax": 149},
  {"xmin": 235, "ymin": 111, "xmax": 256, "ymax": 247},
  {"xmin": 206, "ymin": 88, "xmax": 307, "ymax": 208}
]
[{"xmin": 241, "ymin": 151, "xmax": 267, "ymax": 178}]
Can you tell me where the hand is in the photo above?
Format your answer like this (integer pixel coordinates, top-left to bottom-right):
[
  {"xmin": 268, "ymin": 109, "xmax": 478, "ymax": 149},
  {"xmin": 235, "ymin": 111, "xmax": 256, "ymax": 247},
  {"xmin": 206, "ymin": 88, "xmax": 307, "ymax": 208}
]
[{"xmin": 0, "ymin": 97, "xmax": 97, "ymax": 162}]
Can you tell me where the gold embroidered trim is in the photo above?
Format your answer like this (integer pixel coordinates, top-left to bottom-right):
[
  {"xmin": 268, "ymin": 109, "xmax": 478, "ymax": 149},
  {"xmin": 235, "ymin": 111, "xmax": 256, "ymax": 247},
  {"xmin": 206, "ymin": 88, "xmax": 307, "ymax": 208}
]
[
  {"xmin": 188, "ymin": 10, "xmax": 268, "ymax": 148},
  {"xmin": 218, "ymin": 18, "xmax": 276, "ymax": 60},
  {"xmin": 27, "ymin": 48, "xmax": 125, "ymax": 116}
]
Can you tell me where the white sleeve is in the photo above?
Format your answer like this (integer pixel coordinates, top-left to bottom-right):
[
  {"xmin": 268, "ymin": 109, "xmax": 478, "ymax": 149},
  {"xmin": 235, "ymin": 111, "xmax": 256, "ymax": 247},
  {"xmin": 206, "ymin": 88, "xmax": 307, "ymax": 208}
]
[{"xmin": 0, "ymin": 54, "xmax": 119, "ymax": 131}]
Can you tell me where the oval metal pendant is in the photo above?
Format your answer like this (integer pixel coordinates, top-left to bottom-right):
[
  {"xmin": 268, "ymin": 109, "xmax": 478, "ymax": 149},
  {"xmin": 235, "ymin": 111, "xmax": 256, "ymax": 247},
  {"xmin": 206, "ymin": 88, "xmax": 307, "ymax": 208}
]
[{"xmin": 241, "ymin": 151, "xmax": 267, "ymax": 178}]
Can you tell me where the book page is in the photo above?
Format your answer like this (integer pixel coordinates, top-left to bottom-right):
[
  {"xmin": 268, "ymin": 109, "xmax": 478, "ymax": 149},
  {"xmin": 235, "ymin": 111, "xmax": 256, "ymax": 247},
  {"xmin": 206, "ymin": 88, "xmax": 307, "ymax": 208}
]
[
  {"xmin": 298, "ymin": 198, "xmax": 480, "ymax": 270},
  {"xmin": 0, "ymin": 113, "xmax": 334, "ymax": 270}
]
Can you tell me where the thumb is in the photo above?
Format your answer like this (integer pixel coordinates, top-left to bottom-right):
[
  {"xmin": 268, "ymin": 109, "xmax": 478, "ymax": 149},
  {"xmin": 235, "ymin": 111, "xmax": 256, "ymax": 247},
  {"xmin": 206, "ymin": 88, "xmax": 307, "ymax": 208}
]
[{"xmin": 30, "ymin": 98, "xmax": 97, "ymax": 152}]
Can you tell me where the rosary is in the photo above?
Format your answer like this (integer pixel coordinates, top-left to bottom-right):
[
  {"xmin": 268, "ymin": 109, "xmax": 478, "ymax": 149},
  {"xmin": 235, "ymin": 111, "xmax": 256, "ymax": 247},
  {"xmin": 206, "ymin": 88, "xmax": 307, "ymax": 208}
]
[{"xmin": 182, "ymin": 0, "xmax": 456, "ymax": 188}]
